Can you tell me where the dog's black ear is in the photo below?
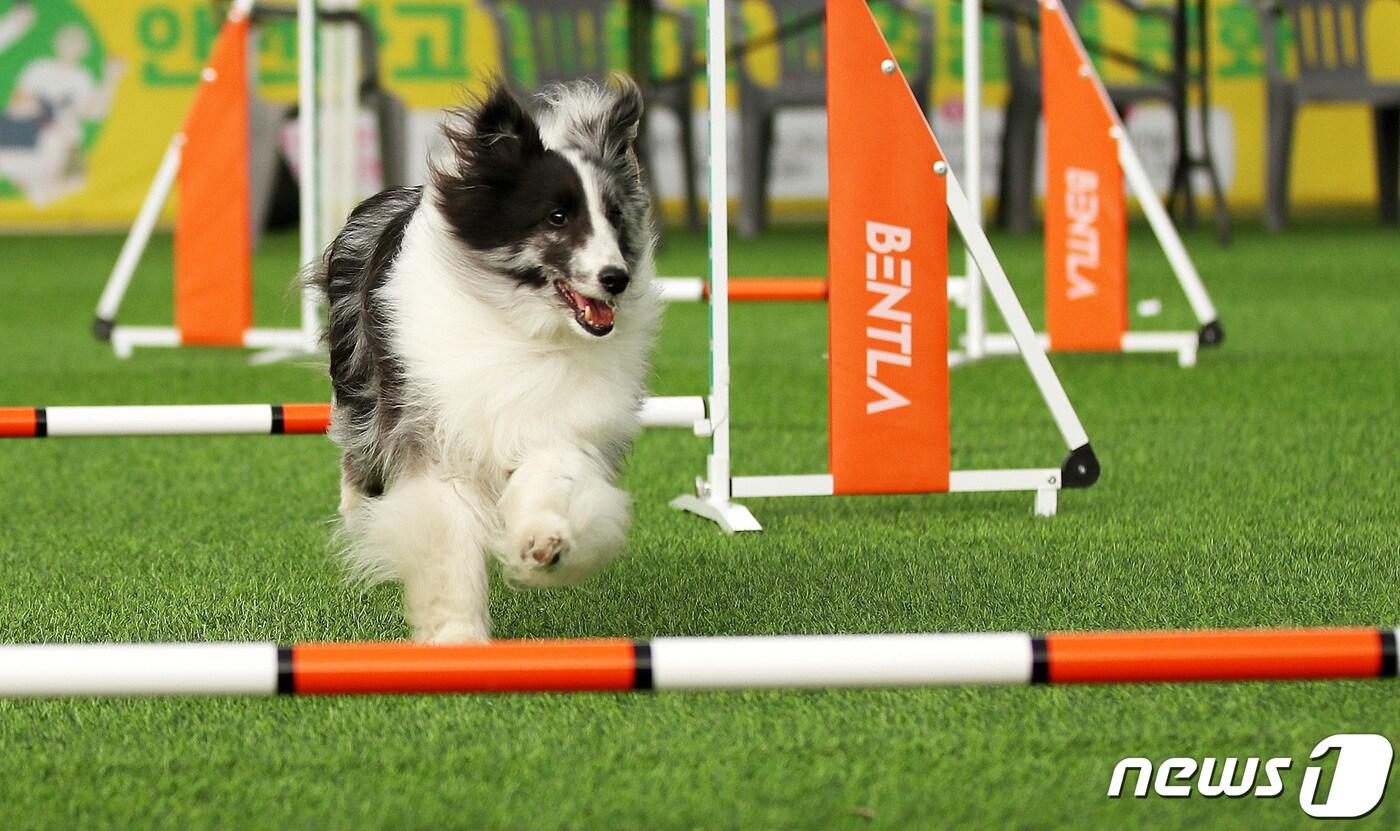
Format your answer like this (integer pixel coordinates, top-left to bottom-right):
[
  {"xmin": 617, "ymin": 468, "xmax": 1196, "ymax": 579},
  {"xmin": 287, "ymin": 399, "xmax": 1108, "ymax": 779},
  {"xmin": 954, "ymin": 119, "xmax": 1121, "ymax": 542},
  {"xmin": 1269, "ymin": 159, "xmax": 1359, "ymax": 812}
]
[
  {"xmin": 445, "ymin": 81, "xmax": 544, "ymax": 171},
  {"xmin": 434, "ymin": 82, "xmax": 550, "ymax": 250},
  {"xmin": 474, "ymin": 83, "xmax": 544, "ymax": 156},
  {"xmin": 602, "ymin": 74, "xmax": 644, "ymax": 160}
]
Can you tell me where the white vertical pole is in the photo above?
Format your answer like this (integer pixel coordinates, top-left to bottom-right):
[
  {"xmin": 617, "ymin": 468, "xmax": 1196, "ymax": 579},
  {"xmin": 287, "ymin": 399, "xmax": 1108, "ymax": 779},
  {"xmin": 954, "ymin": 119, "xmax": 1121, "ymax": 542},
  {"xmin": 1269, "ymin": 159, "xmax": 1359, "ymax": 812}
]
[
  {"xmin": 705, "ymin": 0, "xmax": 733, "ymax": 506},
  {"xmin": 962, "ymin": 0, "xmax": 985, "ymax": 359},
  {"xmin": 297, "ymin": 0, "xmax": 320, "ymax": 344}
]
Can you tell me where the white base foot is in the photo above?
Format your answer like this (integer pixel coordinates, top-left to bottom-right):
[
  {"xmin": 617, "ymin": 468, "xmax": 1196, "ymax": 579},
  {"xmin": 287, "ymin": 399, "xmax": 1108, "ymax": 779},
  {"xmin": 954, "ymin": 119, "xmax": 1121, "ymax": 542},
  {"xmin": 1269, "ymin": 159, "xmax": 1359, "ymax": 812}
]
[
  {"xmin": 669, "ymin": 494, "xmax": 762, "ymax": 534},
  {"xmin": 1033, "ymin": 488, "xmax": 1058, "ymax": 517},
  {"xmin": 1177, "ymin": 344, "xmax": 1198, "ymax": 368}
]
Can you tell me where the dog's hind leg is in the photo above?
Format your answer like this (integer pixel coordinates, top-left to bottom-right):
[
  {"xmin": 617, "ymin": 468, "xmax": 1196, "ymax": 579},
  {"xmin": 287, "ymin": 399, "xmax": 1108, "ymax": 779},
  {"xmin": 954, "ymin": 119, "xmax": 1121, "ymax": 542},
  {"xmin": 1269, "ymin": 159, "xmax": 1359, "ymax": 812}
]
[{"xmin": 350, "ymin": 470, "xmax": 495, "ymax": 642}]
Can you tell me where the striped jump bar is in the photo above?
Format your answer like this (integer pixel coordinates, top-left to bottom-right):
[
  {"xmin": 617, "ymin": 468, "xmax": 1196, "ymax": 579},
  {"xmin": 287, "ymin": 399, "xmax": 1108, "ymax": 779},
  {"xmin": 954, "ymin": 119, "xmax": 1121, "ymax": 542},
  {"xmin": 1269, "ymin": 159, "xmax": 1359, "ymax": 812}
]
[
  {"xmin": 656, "ymin": 276, "xmax": 828, "ymax": 303},
  {"xmin": 0, "ymin": 397, "xmax": 706, "ymax": 439},
  {"xmin": 0, "ymin": 627, "xmax": 1393, "ymax": 697}
]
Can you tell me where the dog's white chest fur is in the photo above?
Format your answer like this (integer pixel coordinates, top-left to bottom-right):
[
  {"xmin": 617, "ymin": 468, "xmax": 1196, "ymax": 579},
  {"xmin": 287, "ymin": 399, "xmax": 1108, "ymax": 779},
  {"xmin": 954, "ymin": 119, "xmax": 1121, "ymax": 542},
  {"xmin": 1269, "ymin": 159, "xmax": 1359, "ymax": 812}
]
[{"xmin": 382, "ymin": 203, "xmax": 660, "ymax": 484}]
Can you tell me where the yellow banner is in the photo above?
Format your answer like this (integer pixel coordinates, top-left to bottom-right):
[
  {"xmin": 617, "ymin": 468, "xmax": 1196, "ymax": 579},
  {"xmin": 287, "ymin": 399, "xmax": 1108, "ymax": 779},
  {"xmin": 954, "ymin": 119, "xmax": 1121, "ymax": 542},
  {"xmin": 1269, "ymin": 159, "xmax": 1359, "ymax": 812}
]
[{"xmin": 0, "ymin": 0, "xmax": 1395, "ymax": 230}]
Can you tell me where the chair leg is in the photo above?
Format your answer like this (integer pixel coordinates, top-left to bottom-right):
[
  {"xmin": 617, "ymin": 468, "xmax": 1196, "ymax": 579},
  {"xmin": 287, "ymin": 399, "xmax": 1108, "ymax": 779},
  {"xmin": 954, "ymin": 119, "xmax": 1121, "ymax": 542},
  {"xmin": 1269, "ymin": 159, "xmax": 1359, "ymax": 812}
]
[
  {"xmin": 678, "ymin": 98, "xmax": 702, "ymax": 232},
  {"xmin": 1264, "ymin": 84, "xmax": 1296, "ymax": 232},
  {"xmin": 1375, "ymin": 105, "xmax": 1399, "ymax": 225},
  {"xmin": 995, "ymin": 99, "xmax": 1017, "ymax": 229},
  {"xmin": 739, "ymin": 103, "xmax": 765, "ymax": 238},
  {"xmin": 997, "ymin": 90, "xmax": 1038, "ymax": 234},
  {"xmin": 637, "ymin": 123, "xmax": 665, "ymax": 231},
  {"xmin": 755, "ymin": 113, "xmax": 775, "ymax": 234}
]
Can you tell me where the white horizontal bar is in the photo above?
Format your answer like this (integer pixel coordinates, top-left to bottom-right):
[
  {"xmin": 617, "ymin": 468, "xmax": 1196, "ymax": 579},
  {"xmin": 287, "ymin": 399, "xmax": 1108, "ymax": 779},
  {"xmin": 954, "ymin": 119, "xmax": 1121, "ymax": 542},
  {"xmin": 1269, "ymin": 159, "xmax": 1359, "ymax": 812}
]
[
  {"xmin": 732, "ymin": 469, "xmax": 1060, "ymax": 497},
  {"xmin": 46, "ymin": 405, "xmax": 275, "ymax": 436},
  {"xmin": 640, "ymin": 396, "xmax": 706, "ymax": 429},
  {"xmin": 110, "ymin": 326, "xmax": 180, "ymax": 356},
  {"xmin": 109, "ymin": 327, "xmax": 318, "ymax": 356},
  {"xmin": 655, "ymin": 277, "xmax": 706, "ymax": 302},
  {"xmin": 949, "ymin": 469, "xmax": 1060, "ymax": 492},
  {"xmin": 31, "ymin": 397, "xmax": 703, "ymax": 437},
  {"xmin": 651, "ymin": 633, "xmax": 1035, "ymax": 689},
  {"xmin": 0, "ymin": 643, "xmax": 278, "ymax": 697},
  {"xmin": 1120, "ymin": 331, "xmax": 1197, "ymax": 352},
  {"xmin": 731, "ymin": 475, "xmax": 833, "ymax": 498}
]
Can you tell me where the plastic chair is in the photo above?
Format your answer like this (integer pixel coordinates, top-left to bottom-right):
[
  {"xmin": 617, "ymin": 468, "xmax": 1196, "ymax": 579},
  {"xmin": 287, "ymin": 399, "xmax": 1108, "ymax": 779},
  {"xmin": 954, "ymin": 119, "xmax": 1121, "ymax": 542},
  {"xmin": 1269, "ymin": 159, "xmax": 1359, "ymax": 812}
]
[
  {"xmin": 731, "ymin": 0, "xmax": 934, "ymax": 237},
  {"xmin": 994, "ymin": 0, "xmax": 1181, "ymax": 233},
  {"xmin": 1258, "ymin": 0, "xmax": 1400, "ymax": 228},
  {"xmin": 249, "ymin": 5, "xmax": 410, "ymax": 240}
]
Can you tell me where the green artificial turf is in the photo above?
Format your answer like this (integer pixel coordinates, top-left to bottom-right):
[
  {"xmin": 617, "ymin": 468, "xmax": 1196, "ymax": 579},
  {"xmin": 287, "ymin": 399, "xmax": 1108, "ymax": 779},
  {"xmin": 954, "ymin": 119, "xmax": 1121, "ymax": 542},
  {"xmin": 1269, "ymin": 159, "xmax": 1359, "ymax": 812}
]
[{"xmin": 0, "ymin": 219, "xmax": 1396, "ymax": 830}]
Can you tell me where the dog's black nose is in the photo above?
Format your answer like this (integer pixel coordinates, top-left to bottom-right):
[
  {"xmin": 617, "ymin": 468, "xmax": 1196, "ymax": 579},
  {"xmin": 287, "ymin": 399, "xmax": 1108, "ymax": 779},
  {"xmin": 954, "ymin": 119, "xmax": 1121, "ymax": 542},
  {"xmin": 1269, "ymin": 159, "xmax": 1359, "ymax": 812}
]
[{"xmin": 599, "ymin": 267, "xmax": 630, "ymax": 295}]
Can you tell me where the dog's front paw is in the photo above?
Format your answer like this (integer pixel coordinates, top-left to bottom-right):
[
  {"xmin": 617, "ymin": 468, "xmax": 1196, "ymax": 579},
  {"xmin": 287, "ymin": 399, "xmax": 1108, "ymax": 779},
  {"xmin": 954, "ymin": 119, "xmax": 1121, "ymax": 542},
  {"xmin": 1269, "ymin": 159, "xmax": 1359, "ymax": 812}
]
[{"xmin": 512, "ymin": 514, "xmax": 572, "ymax": 568}]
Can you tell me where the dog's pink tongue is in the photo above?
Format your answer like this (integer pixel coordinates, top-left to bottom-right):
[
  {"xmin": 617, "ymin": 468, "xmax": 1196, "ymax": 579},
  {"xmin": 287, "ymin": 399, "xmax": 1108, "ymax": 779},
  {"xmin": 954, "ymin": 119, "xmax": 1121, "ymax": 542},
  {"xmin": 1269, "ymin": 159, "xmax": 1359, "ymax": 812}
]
[{"xmin": 584, "ymin": 297, "xmax": 615, "ymax": 328}]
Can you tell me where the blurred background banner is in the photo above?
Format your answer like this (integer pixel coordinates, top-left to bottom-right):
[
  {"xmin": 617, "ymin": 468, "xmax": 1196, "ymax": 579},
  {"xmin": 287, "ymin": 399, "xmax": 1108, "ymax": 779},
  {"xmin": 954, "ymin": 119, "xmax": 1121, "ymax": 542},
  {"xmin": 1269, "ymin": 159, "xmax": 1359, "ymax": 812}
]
[{"xmin": 0, "ymin": 0, "xmax": 1395, "ymax": 231}]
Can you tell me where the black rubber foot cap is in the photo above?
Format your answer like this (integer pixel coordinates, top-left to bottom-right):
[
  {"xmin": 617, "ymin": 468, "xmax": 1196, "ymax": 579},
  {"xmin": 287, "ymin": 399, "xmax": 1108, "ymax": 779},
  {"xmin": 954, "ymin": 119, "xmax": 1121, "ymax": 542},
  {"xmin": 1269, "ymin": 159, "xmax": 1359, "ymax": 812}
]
[
  {"xmin": 1198, "ymin": 320, "xmax": 1224, "ymax": 347},
  {"xmin": 1061, "ymin": 443, "xmax": 1100, "ymax": 489},
  {"xmin": 92, "ymin": 317, "xmax": 114, "ymax": 341}
]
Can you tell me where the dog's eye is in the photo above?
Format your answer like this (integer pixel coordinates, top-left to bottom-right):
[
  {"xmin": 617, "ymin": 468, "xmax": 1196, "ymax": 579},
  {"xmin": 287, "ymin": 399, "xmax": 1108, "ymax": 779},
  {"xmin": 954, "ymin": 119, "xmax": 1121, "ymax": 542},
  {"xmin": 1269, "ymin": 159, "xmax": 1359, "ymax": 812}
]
[
  {"xmin": 547, "ymin": 209, "xmax": 568, "ymax": 228},
  {"xmin": 606, "ymin": 205, "xmax": 623, "ymax": 228}
]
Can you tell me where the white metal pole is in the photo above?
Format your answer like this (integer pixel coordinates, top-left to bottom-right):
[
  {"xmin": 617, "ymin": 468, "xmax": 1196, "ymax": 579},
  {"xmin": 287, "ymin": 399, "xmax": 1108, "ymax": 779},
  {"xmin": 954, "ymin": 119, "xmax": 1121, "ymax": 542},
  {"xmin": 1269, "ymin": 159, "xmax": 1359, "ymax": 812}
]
[
  {"xmin": 1116, "ymin": 132, "xmax": 1218, "ymax": 325},
  {"xmin": 962, "ymin": 0, "xmax": 985, "ymax": 359},
  {"xmin": 946, "ymin": 170, "xmax": 1090, "ymax": 450},
  {"xmin": 95, "ymin": 134, "xmax": 185, "ymax": 329},
  {"xmin": 297, "ymin": 0, "xmax": 321, "ymax": 345},
  {"xmin": 705, "ymin": 0, "xmax": 733, "ymax": 505}
]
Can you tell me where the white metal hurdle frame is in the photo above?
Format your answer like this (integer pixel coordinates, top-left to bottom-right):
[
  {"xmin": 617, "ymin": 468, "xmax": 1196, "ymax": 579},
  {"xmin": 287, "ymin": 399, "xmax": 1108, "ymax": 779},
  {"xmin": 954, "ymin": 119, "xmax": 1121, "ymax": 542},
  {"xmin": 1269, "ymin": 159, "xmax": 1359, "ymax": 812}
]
[
  {"xmin": 92, "ymin": 0, "xmax": 324, "ymax": 359},
  {"xmin": 668, "ymin": 0, "xmax": 761, "ymax": 533},
  {"xmin": 951, "ymin": 0, "xmax": 1223, "ymax": 369},
  {"xmin": 671, "ymin": 0, "xmax": 1099, "ymax": 533}
]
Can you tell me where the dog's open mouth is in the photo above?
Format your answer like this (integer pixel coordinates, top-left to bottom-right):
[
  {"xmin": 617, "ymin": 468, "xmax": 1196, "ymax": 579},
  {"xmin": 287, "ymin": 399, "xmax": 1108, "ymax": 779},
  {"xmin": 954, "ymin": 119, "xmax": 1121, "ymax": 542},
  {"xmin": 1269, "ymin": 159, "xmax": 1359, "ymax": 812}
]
[{"xmin": 555, "ymin": 281, "xmax": 615, "ymax": 336}]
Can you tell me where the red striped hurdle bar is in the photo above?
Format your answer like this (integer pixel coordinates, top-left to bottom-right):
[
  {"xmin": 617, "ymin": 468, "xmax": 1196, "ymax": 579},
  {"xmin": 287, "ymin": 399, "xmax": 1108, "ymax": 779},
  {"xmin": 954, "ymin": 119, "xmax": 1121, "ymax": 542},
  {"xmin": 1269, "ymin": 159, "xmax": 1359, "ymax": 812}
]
[
  {"xmin": 0, "ymin": 627, "xmax": 1393, "ymax": 697},
  {"xmin": 0, "ymin": 397, "xmax": 707, "ymax": 439}
]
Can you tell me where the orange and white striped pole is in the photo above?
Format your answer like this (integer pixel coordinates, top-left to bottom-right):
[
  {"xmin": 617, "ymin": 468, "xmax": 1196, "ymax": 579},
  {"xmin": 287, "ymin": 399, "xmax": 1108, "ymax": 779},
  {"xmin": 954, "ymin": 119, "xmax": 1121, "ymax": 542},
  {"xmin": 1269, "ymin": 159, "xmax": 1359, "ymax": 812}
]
[
  {"xmin": 0, "ymin": 398, "xmax": 707, "ymax": 438},
  {"xmin": 655, "ymin": 277, "xmax": 829, "ymax": 303},
  {"xmin": 0, "ymin": 628, "xmax": 1393, "ymax": 697}
]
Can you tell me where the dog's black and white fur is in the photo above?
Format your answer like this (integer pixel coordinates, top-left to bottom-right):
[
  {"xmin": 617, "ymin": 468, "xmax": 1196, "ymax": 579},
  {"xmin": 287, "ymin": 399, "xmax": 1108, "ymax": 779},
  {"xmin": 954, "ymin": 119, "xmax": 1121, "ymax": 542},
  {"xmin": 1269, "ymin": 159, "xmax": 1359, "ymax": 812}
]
[{"xmin": 309, "ymin": 78, "xmax": 661, "ymax": 642}]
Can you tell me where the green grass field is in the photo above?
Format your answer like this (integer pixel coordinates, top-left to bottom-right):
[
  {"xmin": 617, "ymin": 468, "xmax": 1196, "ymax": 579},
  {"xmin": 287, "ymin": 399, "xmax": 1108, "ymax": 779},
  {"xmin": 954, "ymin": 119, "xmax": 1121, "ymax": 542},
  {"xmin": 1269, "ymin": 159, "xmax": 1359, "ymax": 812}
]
[{"xmin": 0, "ymin": 220, "xmax": 1396, "ymax": 829}]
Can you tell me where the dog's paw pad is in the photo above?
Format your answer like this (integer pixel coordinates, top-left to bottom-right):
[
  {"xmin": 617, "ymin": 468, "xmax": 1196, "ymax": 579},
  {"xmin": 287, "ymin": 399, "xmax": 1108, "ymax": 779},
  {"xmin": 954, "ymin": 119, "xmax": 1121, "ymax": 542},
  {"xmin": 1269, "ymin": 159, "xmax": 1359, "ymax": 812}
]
[{"xmin": 523, "ymin": 532, "xmax": 569, "ymax": 566}]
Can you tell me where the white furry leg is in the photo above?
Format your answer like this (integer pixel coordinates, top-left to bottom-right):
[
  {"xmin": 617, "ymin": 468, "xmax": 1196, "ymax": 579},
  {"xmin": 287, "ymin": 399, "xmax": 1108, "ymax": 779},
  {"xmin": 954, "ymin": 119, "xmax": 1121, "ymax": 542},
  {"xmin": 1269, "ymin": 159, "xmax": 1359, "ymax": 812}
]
[
  {"xmin": 497, "ymin": 448, "xmax": 630, "ymax": 589},
  {"xmin": 338, "ymin": 468, "xmax": 368, "ymax": 519},
  {"xmin": 345, "ymin": 472, "xmax": 495, "ymax": 642}
]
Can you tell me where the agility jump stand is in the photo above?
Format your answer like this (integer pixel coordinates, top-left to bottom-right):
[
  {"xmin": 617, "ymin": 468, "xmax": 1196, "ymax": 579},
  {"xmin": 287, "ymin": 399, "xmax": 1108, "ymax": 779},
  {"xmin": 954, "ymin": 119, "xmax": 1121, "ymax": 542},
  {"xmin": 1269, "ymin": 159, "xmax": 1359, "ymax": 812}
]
[
  {"xmin": 0, "ymin": 626, "xmax": 1393, "ymax": 697},
  {"xmin": 963, "ymin": 0, "xmax": 1223, "ymax": 369},
  {"xmin": 672, "ymin": 0, "xmax": 1099, "ymax": 532},
  {"xmin": 92, "ymin": 0, "xmax": 322, "ymax": 359},
  {"xmin": 0, "ymin": 398, "xmax": 708, "ymax": 438}
]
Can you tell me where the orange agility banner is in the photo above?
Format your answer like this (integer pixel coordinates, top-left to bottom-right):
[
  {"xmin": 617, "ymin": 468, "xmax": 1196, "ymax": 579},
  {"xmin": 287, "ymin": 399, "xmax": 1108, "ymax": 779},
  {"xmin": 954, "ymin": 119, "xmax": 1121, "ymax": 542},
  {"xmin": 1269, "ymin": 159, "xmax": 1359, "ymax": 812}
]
[
  {"xmin": 826, "ymin": 0, "xmax": 949, "ymax": 495},
  {"xmin": 1041, "ymin": 0, "xmax": 1127, "ymax": 352},
  {"xmin": 173, "ymin": 16, "xmax": 254, "ymax": 346}
]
